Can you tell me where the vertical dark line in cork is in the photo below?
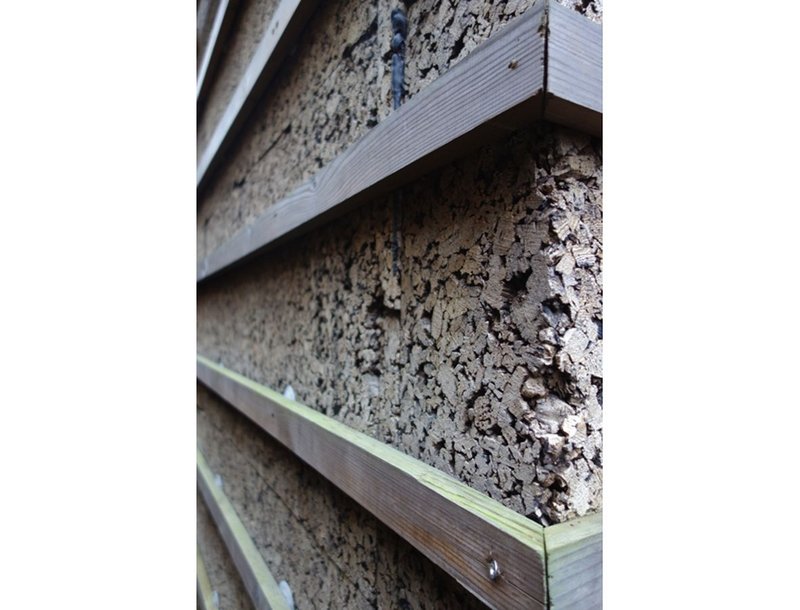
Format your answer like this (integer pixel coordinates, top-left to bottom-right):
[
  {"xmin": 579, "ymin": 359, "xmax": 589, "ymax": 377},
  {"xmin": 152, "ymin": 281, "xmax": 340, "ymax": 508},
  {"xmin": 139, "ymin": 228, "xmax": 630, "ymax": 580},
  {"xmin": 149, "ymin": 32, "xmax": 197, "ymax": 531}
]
[{"xmin": 390, "ymin": 7, "xmax": 407, "ymax": 277}]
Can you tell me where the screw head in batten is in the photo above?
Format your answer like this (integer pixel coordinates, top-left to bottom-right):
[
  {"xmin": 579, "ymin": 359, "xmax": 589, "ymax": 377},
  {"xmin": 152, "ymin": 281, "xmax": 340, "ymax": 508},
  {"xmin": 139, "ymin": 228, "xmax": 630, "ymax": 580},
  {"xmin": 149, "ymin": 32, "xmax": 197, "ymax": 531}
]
[{"xmin": 488, "ymin": 558, "xmax": 500, "ymax": 581}]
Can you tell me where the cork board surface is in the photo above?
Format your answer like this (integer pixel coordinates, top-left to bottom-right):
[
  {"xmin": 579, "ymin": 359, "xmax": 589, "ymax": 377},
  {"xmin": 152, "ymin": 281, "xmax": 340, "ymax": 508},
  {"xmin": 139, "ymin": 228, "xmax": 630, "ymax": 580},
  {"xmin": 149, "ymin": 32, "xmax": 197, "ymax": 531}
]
[
  {"xmin": 198, "ymin": 121, "xmax": 602, "ymax": 525},
  {"xmin": 198, "ymin": 384, "xmax": 488, "ymax": 609},
  {"xmin": 197, "ymin": 0, "xmax": 602, "ymax": 262},
  {"xmin": 198, "ymin": 490, "xmax": 255, "ymax": 610}
]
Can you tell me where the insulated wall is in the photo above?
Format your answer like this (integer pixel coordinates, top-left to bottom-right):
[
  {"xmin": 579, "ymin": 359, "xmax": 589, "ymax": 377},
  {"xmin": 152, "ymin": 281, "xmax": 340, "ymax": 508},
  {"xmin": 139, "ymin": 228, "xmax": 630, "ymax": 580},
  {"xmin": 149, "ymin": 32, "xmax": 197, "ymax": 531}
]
[{"xmin": 197, "ymin": 1, "xmax": 602, "ymax": 607}]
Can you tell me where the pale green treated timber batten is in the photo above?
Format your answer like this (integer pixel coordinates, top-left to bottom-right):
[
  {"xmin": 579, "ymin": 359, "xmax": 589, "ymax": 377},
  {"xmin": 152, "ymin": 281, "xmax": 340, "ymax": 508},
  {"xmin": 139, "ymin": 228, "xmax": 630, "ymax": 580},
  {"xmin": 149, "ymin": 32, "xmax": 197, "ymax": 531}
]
[
  {"xmin": 197, "ymin": 355, "xmax": 603, "ymax": 609},
  {"xmin": 197, "ymin": 354, "xmax": 547, "ymax": 609},
  {"xmin": 197, "ymin": 546, "xmax": 216, "ymax": 610},
  {"xmin": 198, "ymin": 449, "xmax": 291, "ymax": 610}
]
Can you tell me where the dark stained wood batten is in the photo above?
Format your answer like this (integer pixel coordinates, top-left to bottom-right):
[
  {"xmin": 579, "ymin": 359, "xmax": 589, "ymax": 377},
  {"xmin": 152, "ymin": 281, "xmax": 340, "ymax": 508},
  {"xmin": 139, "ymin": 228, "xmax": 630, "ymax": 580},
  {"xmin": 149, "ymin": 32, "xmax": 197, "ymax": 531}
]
[
  {"xmin": 197, "ymin": 0, "xmax": 321, "ymax": 192},
  {"xmin": 197, "ymin": 1, "xmax": 549, "ymax": 280},
  {"xmin": 196, "ymin": 0, "xmax": 602, "ymax": 282},
  {"xmin": 197, "ymin": 0, "xmax": 239, "ymax": 107},
  {"xmin": 543, "ymin": 1, "xmax": 602, "ymax": 136}
]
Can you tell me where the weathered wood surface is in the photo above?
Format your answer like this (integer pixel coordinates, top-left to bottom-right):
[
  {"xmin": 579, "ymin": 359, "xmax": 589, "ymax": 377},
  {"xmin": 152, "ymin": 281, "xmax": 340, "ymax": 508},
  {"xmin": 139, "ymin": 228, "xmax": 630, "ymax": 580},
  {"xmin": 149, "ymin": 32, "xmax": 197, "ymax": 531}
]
[
  {"xmin": 544, "ymin": 512, "xmax": 602, "ymax": 609},
  {"xmin": 197, "ymin": 546, "xmax": 217, "ymax": 610},
  {"xmin": 544, "ymin": 1, "xmax": 602, "ymax": 136},
  {"xmin": 197, "ymin": 0, "xmax": 320, "ymax": 191},
  {"xmin": 197, "ymin": 449, "xmax": 291, "ymax": 610},
  {"xmin": 197, "ymin": 0, "xmax": 239, "ymax": 105},
  {"xmin": 197, "ymin": 0, "xmax": 217, "ymax": 58},
  {"xmin": 196, "ymin": 1, "xmax": 548, "ymax": 280},
  {"xmin": 197, "ymin": 355, "xmax": 547, "ymax": 610}
]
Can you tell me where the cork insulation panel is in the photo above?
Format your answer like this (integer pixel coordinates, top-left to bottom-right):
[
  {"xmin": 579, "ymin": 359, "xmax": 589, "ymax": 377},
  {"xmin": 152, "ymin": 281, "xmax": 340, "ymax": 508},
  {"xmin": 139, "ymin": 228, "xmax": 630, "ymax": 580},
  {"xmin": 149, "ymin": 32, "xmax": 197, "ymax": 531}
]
[
  {"xmin": 197, "ymin": 6, "xmax": 603, "ymax": 606},
  {"xmin": 198, "ymin": 121, "xmax": 602, "ymax": 525},
  {"xmin": 197, "ymin": 0, "xmax": 602, "ymax": 261},
  {"xmin": 198, "ymin": 384, "xmax": 488, "ymax": 610},
  {"xmin": 198, "ymin": 0, "xmax": 279, "ymax": 153},
  {"xmin": 198, "ymin": 490, "xmax": 256, "ymax": 610}
]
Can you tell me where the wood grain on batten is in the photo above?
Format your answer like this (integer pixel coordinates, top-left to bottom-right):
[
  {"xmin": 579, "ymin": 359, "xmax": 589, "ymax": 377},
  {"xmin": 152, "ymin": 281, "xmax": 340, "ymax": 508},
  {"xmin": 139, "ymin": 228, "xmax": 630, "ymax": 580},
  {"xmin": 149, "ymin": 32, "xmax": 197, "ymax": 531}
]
[
  {"xmin": 544, "ymin": 512, "xmax": 602, "ymax": 609},
  {"xmin": 197, "ymin": 355, "xmax": 548, "ymax": 610},
  {"xmin": 197, "ymin": 449, "xmax": 292, "ymax": 610},
  {"xmin": 544, "ymin": 1, "xmax": 602, "ymax": 136},
  {"xmin": 196, "ymin": 0, "xmax": 548, "ymax": 281},
  {"xmin": 197, "ymin": 0, "xmax": 321, "ymax": 192},
  {"xmin": 197, "ymin": 0, "xmax": 239, "ymax": 105}
]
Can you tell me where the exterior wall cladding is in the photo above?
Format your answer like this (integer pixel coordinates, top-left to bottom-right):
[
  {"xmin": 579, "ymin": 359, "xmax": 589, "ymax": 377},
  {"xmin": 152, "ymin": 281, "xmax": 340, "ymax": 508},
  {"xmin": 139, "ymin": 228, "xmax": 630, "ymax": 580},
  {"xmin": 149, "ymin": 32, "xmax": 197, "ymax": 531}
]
[{"xmin": 197, "ymin": 0, "xmax": 602, "ymax": 607}]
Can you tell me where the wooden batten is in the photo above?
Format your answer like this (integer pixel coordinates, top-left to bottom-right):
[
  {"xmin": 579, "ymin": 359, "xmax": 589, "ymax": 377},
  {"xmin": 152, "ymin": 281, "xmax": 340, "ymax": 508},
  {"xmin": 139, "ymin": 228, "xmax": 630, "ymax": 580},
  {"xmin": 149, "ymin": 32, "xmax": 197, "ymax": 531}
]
[
  {"xmin": 197, "ymin": 546, "xmax": 217, "ymax": 610},
  {"xmin": 544, "ymin": 512, "xmax": 602, "ymax": 609},
  {"xmin": 197, "ymin": 0, "xmax": 239, "ymax": 106},
  {"xmin": 197, "ymin": 0, "xmax": 321, "ymax": 191},
  {"xmin": 195, "ymin": 0, "xmax": 603, "ymax": 283},
  {"xmin": 197, "ymin": 449, "xmax": 292, "ymax": 610},
  {"xmin": 543, "ymin": 1, "xmax": 602, "ymax": 137},
  {"xmin": 196, "ymin": 1, "xmax": 548, "ymax": 280},
  {"xmin": 197, "ymin": 355, "xmax": 548, "ymax": 610}
]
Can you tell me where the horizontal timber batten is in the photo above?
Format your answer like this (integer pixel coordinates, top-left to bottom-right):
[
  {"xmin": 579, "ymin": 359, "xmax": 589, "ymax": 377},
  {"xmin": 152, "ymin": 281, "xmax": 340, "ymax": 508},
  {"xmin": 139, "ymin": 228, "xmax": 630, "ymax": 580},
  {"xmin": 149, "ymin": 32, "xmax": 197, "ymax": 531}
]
[
  {"xmin": 200, "ymin": 355, "xmax": 603, "ymax": 609},
  {"xmin": 197, "ymin": 546, "xmax": 217, "ymax": 610},
  {"xmin": 197, "ymin": 449, "xmax": 292, "ymax": 610},
  {"xmin": 545, "ymin": 512, "xmax": 602, "ymax": 609},
  {"xmin": 197, "ymin": 0, "xmax": 320, "ymax": 191},
  {"xmin": 543, "ymin": 1, "xmax": 602, "ymax": 135},
  {"xmin": 196, "ymin": 0, "xmax": 601, "ymax": 281},
  {"xmin": 197, "ymin": 0, "xmax": 238, "ymax": 105}
]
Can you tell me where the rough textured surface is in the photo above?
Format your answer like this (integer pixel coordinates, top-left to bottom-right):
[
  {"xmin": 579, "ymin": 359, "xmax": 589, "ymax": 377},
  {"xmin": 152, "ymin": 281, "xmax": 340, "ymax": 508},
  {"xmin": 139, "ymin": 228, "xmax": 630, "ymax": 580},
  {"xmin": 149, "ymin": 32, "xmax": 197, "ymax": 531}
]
[
  {"xmin": 401, "ymin": 0, "xmax": 600, "ymax": 100},
  {"xmin": 198, "ymin": 0, "xmax": 380, "ymax": 260},
  {"xmin": 197, "ymin": 0, "xmax": 602, "ymax": 261},
  {"xmin": 198, "ymin": 122, "xmax": 602, "ymax": 525},
  {"xmin": 198, "ymin": 0, "xmax": 279, "ymax": 153},
  {"xmin": 198, "ymin": 384, "xmax": 488, "ymax": 610},
  {"xmin": 197, "ymin": 3, "xmax": 603, "ymax": 605},
  {"xmin": 198, "ymin": 490, "xmax": 255, "ymax": 610}
]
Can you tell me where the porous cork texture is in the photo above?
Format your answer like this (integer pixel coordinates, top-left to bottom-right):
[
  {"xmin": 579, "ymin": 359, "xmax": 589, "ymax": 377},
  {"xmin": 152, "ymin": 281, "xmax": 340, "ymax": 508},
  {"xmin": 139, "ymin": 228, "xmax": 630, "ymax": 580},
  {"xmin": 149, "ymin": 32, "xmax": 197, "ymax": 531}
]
[
  {"xmin": 198, "ymin": 384, "xmax": 487, "ymax": 610},
  {"xmin": 199, "ymin": 121, "xmax": 602, "ymax": 525},
  {"xmin": 198, "ymin": 0, "xmax": 381, "ymax": 260},
  {"xmin": 197, "ymin": 0, "xmax": 603, "ymax": 604},
  {"xmin": 198, "ymin": 491, "xmax": 254, "ymax": 609}
]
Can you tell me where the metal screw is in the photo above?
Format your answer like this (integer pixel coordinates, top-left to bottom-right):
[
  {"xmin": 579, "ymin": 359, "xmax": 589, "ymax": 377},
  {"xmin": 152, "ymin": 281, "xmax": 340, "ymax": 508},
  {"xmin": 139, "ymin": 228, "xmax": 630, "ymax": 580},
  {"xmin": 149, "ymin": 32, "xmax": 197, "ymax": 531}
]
[
  {"xmin": 488, "ymin": 559, "xmax": 500, "ymax": 581},
  {"xmin": 508, "ymin": 59, "xmax": 518, "ymax": 69}
]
